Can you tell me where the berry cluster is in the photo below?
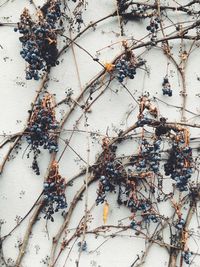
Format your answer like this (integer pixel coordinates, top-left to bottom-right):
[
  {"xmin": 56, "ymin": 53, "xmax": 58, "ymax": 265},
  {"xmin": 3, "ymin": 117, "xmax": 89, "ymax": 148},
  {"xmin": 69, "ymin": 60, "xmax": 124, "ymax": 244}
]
[
  {"xmin": 143, "ymin": 213, "xmax": 159, "ymax": 223},
  {"xmin": 130, "ymin": 209, "xmax": 159, "ymax": 229},
  {"xmin": 43, "ymin": 161, "xmax": 67, "ymax": 222},
  {"xmin": 146, "ymin": 17, "xmax": 160, "ymax": 43},
  {"xmin": 26, "ymin": 94, "xmax": 59, "ymax": 174},
  {"xmin": 15, "ymin": 0, "xmax": 62, "ymax": 80},
  {"xmin": 115, "ymin": 55, "xmax": 146, "ymax": 83},
  {"xmin": 174, "ymin": 218, "xmax": 185, "ymax": 230},
  {"xmin": 130, "ymin": 219, "xmax": 137, "ymax": 229},
  {"xmin": 119, "ymin": 183, "xmax": 152, "ymax": 212},
  {"xmin": 95, "ymin": 167, "xmax": 117, "ymax": 205},
  {"xmin": 95, "ymin": 138, "xmax": 123, "ymax": 205},
  {"xmin": 182, "ymin": 250, "xmax": 193, "ymax": 265},
  {"xmin": 162, "ymin": 76, "xmax": 172, "ymax": 96},
  {"xmin": 136, "ymin": 139, "xmax": 161, "ymax": 174},
  {"xmin": 126, "ymin": 196, "xmax": 158, "ymax": 225},
  {"xmin": 164, "ymin": 132, "xmax": 193, "ymax": 191},
  {"xmin": 95, "ymin": 137, "xmax": 162, "ymax": 230},
  {"xmin": 77, "ymin": 241, "xmax": 87, "ymax": 252}
]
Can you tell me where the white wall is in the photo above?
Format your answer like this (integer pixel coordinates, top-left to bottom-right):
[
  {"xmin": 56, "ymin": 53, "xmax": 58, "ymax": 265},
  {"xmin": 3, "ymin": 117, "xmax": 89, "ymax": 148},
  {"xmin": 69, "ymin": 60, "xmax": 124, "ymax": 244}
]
[{"xmin": 0, "ymin": 1, "xmax": 200, "ymax": 266}]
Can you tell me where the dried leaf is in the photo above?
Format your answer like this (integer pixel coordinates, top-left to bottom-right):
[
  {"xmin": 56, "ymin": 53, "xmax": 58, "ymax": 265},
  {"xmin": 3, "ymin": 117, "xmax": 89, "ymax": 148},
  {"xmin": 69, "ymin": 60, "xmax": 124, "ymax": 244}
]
[
  {"xmin": 181, "ymin": 51, "xmax": 188, "ymax": 61},
  {"xmin": 103, "ymin": 202, "xmax": 109, "ymax": 224},
  {"xmin": 105, "ymin": 63, "xmax": 115, "ymax": 72}
]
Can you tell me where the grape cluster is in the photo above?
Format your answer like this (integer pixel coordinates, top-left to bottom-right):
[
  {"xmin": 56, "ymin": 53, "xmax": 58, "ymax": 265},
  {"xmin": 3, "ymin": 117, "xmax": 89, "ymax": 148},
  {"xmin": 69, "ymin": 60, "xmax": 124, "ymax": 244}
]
[
  {"xmin": 182, "ymin": 250, "xmax": 193, "ymax": 265},
  {"xmin": 143, "ymin": 213, "xmax": 159, "ymax": 223},
  {"xmin": 77, "ymin": 241, "xmax": 87, "ymax": 252},
  {"xmin": 31, "ymin": 149, "xmax": 40, "ymax": 175},
  {"xmin": 26, "ymin": 94, "xmax": 59, "ymax": 174},
  {"xmin": 149, "ymin": 214, "xmax": 159, "ymax": 223},
  {"xmin": 95, "ymin": 159, "xmax": 124, "ymax": 205},
  {"xmin": 146, "ymin": 17, "xmax": 160, "ymax": 43},
  {"xmin": 164, "ymin": 138, "xmax": 193, "ymax": 191},
  {"xmin": 41, "ymin": 0, "xmax": 62, "ymax": 23},
  {"xmin": 95, "ymin": 138, "xmax": 124, "ymax": 205},
  {"xmin": 95, "ymin": 137, "xmax": 162, "ymax": 230},
  {"xmin": 162, "ymin": 76, "xmax": 172, "ymax": 96},
  {"xmin": 126, "ymin": 197, "xmax": 159, "ymax": 225},
  {"xmin": 117, "ymin": 179, "xmax": 154, "ymax": 212},
  {"xmin": 123, "ymin": 190, "xmax": 149, "ymax": 210},
  {"xmin": 115, "ymin": 56, "xmax": 146, "ymax": 83},
  {"xmin": 175, "ymin": 218, "xmax": 185, "ymax": 230},
  {"xmin": 130, "ymin": 212, "xmax": 159, "ymax": 230},
  {"xmin": 136, "ymin": 139, "xmax": 161, "ymax": 174},
  {"xmin": 15, "ymin": 0, "xmax": 62, "ymax": 80},
  {"xmin": 130, "ymin": 220, "xmax": 137, "ymax": 230},
  {"xmin": 130, "ymin": 210, "xmax": 159, "ymax": 229},
  {"xmin": 43, "ymin": 161, "xmax": 67, "ymax": 222}
]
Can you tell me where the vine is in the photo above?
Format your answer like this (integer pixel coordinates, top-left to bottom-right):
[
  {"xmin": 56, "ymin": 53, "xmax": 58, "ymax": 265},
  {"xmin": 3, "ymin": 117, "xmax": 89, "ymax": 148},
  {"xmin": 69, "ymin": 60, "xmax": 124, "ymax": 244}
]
[{"xmin": 0, "ymin": 1, "xmax": 200, "ymax": 267}]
